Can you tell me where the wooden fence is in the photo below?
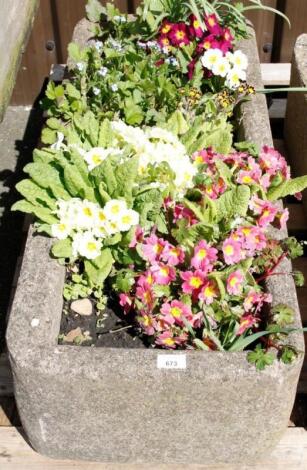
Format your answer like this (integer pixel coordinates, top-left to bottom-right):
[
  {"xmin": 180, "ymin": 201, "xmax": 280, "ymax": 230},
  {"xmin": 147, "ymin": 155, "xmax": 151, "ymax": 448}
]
[{"xmin": 10, "ymin": 0, "xmax": 307, "ymax": 105}]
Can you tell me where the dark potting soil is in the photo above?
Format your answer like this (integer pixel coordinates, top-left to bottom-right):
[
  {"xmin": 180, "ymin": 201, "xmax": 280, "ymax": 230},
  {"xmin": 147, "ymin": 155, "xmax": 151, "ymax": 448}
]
[{"xmin": 59, "ymin": 298, "xmax": 147, "ymax": 349}]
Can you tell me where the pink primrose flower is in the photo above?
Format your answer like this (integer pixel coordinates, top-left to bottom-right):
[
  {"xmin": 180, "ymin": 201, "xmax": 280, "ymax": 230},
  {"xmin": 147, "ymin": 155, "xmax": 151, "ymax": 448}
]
[
  {"xmin": 141, "ymin": 234, "xmax": 166, "ymax": 263},
  {"xmin": 129, "ymin": 225, "xmax": 144, "ymax": 248},
  {"xmin": 119, "ymin": 293, "xmax": 133, "ymax": 314},
  {"xmin": 259, "ymin": 146, "xmax": 290, "ymax": 180},
  {"xmin": 222, "ymin": 238, "xmax": 243, "ymax": 265},
  {"xmin": 160, "ymin": 20, "xmax": 174, "ymax": 35},
  {"xmin": 160, "ymin": 300, "xmax": 193, "ymax": 327},
  {"xmin": 275, "ymin": 208, "xmax": 289, "ymax": 230},
  {"xmin": 169, "ymin": 23, "xmax": 190, "ymax": 47},
  {"xmin": 150, "ymin": 263, "xmax": 176, "ymax": 285},
  {"xmin": 174, "ymin": 203, "xmax": 198, "ymax": 226},
  {"xmin": 155, "ymin": 331, "xmax": 177, "ymax": 349},
  {"xmin": 180, "ymin": 270, "xmax": 206, "ymax": 294},
  {"xmin": 162, "ymin": 244, "xmax": 185, "ymax": 266},
  {"xmin": 237, "ymin": 314, "xmax": 258, "ymax": 336},
  {"xmin": 191, "ymin": 240, "xmax": 218, "ymax": 271},
  {"xmin": 137, "ymin": 312, "xmax": 157, "ymax": 336},
  {"xmin": 226, "ymin": 270, "xmax": 244, "ymax": 296},
  {"xmin": 189, "ymin": 14, "xmax": 204, "ymax": 38},
  {"xmin": 258, "ymin": 203, "xmax": 279, "ymax": 228},
  {"xmin": 205, "ymin": 14, "xmax": 223, "ymax": 35},
  {"xmin": 198, "ymin": 279, "xmax": 219, "ymax": 305}
]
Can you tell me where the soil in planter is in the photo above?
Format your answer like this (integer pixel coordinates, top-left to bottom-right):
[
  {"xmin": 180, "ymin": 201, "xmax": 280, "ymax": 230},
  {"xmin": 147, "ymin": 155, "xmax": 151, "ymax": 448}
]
[{"xmin": 59, "ymin": 298, "xmax": 147, "ymax": 349}]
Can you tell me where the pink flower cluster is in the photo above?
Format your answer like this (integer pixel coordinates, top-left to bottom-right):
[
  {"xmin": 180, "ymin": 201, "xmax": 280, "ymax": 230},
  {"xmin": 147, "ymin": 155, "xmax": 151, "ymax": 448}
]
[
  {"xmin": 117, "ymin": 145, "xmax": 293, "ymax": 350},
  {"xmin": 157, "ymin": 14, "xmax": 234, "ymax": 79}
]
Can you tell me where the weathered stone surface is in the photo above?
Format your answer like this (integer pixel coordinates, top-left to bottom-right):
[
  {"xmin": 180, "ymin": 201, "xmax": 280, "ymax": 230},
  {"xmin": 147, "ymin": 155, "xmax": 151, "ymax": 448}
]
[
  {"xmin": 285, "ymin": 34, "xmax": 307, "ymax": 215},
  {"xmin": 6, "ymin": 29, "xmax": 304, "ymax": 465},
  {"xmin": 0, "ymin": 0, "xmax": 39, "ymax": 121}
]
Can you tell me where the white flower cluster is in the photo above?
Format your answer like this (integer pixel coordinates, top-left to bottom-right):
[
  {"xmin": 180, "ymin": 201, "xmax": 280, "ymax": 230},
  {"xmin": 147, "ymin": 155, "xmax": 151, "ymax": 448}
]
[
  {"xmin": 201, "ymin": 49, "xmax": 248, "ymax": 89},
  {"xmin": 51, "ymin": 198, "xmax": 139, "ymax": 260},
  {"xmin": 110, "ymin": 121, "xmax": 197, "ymax": 196}
]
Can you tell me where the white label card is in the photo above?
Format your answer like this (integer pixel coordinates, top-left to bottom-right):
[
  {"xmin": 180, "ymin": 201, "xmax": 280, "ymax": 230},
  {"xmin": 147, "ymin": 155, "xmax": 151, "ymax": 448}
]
[{"xmin": 157, "ymin": 354, "xmax": 187, "ymax": 370}]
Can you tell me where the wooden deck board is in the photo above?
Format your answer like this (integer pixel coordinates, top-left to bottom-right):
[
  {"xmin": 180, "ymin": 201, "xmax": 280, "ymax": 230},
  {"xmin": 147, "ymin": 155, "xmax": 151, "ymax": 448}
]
[{"xmin": 0, "ymin": 427, "xmax": 306, "ymax": 470}]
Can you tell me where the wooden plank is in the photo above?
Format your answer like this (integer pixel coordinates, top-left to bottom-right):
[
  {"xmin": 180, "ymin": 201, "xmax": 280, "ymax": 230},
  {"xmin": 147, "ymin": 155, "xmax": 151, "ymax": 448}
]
[
  {"xmin": 0, "ymin": 427, "xmax": 306, "ymax": 469},
  {"xmin": 11, "ymin": 0, "xmax": 57, "ymax": 106},
  {"xmin": 279, "ymin": 0, "xmax": 307, "ymax": 63},
  {"xmin": 261, "ymin": 63, "xmax": 291, "ymax": 86},
  {"xmin": 286, "ymin": 203, "xmax": 307, "ymax": 233},
  {"xmin": 0, "ymin": 398, "xmax": 20, "ymax": 427}
]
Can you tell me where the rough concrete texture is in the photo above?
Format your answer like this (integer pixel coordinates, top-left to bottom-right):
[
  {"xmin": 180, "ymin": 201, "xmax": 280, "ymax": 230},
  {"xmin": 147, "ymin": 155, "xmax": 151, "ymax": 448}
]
[
  {"xmin": 285, "ymin": 34, "xmax": 307, "ymax": 216},
  {"xmin": 0, "ymin": 1, "xmax": 39, "ymax": 121},
  {"xmin": 0, "ymin": 106, "xmax": 42, "ymax": 349},
  {"xmin": 6, "ymin": 30, "xmax": 305, "ymax": 464}
]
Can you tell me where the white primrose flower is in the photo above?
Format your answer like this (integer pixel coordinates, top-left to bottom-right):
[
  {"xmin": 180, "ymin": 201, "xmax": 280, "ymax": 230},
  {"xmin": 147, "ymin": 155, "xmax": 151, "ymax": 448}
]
[
  {"xmin": 84, "ymin": 147, "xmax": 120, "ymax": 171},
  {"xmin": 104, "ymin": 199, "xmax": 127, "ymax": 222},
  {"xmin": 225, "ymin": 68, "xmax": 247, "ymax": 89},
  {"xmin": 76, "ymin": 62, "xmax": 85, "ymax": 72},
  {"xmin": 93, "ymin": 87, "xmax": 101, "ymax": 96},
  {"xmin": 94, "ymin": 41, "xmax": 103, "ymax": 52},
  {"xmin": 226, "ymin": 50, "xmax": 248, "ymax": 71},
  {"xmin": 117, "ymin": 209, "xmax": 140, "ymax": 232},
  {"xmin": 76, "ymin": 200, "xmax": 100, "ymax": 230},
  {"xmin": 212, "ymin": 57, "xmax": 231, "ymax": 78},
  {"xmin": 98, "ymin": 66, "xmax": 108, "ymax": 77},
  {"xmin": 104, "ymin": 219, "xmax": 121, "ymax": 236},
  {"xmin": 56, "ymin": 198, "xmax": 82, "ymax": 228},
  {"xmin": 110, "ymin": 84, "xmax": 118, "ymax": 92},
  {"xmin": 72, "ymin": 231, "xmax": 102, "ymax": 260},
  {"xmin": 114, "ymin": 15, "xmax": 127, "ymax": 23},
  {"xmin": 51, "ymin": 222, "xmax": 71, "ymax": 240},
  {"xmin": 201, "ymin": 48, "xmax": 223, "ymax": 71}
]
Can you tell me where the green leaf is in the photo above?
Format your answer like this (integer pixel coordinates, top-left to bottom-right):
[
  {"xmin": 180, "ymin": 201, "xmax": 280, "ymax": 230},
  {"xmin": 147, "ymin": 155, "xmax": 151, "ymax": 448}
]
[
  {"xmin": 84, "ymin": 248, "xmax": 114, "ymax": 287},
  {"xmin": 23, "ymin": 162, "xmax": 70, "ymax": 200},
  {"xmin": 51, "ymin": 239, "xmax": 72, "ymax": 258},
  {"xmin": 85, "ymin": 0, "xmax": 104, "ymax": 22},
  {"xmin": 124, "ymin": 101, "xmax": 144, "ymax": 126},
  {"xmin": 68, "ymin": 42, "xmax": 83, "ymax": 63},
  {"xmin": 98, "ymin": 119, "xmax": 114, "ymax": 147},
  {"xmin": 247, "ymin": 344, "xmax": 275, "ymax": 371},
  {"xmin": 216, "ymin": 185, "xmax": 250, "ymax": 222},
  {"xmin": 66, "ymin": 83, "xmax": 82, "ymax": 100},
  {"xmin": 63, "ymin": 164, "xmax": 96, "ymax": 202},
  {"xmin": 268, "ymin": 175, "xmax": 307, "ymax": 201},
  {"xmin": 11, "ymin": 200, "xmax": 57, "ymax": 225},
  {"xmin": 165, "ymin": 110, "xmax": 189, "ymax": 136},
  {"xmin": 16, "ymin": 179, "xmax": 56, "ymax": 210}
]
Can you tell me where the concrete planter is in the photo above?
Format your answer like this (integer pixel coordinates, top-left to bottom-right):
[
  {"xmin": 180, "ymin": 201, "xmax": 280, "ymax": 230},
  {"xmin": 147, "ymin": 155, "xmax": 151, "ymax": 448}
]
[{"xmin": 6, "ymin": 29, "xmax": 305, "ymax": 465}]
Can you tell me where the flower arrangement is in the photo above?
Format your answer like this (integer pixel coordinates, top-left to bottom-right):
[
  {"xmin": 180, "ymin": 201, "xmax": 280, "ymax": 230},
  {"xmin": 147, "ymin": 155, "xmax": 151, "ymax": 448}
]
[{"xmin": 12, "ymin": 0, "xmax": 307, "ymax": 369}]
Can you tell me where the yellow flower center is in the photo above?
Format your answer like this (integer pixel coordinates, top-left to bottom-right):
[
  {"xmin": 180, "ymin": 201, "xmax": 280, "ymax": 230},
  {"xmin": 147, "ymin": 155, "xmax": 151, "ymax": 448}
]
[
  {"xmin": 92, "ymin": 154, "xmax": 102, "ymax": 165},
  {"xmin": 224, "ymin": 245, "xmax": 234, "ymax": 256},
  {"xmin": 170, "ymin": 307, "xmax": 182, "ymax": 318},
  {"xmin": 83, "ymin": 207, "xmax": 93, "ymax": 217},
  {"xmin": 197, "ymin": 248, "xmax": 207, "ymax": 260},
  {"xmin": 164, "ymin": 337, "xmax": 175, "ymax": 346},
  {"xmin": 87, "ymin": 242, "xmax": 97, "ymax": 251},
  {"xmin": 190, "ymin": 277, "xmax": 202, "ymax": 288}
]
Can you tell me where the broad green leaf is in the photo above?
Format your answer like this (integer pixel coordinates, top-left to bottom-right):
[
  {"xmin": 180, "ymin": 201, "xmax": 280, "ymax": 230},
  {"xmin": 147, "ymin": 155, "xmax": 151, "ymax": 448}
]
[
  {"xmin": 51, "ymin": 239, "xmax": 72, "ymax": 259},
  {"xmin": 66, "ymin": 83, "xmax": 82, "ymax": 100},
  {"xmin": 216, "ymin": 185, "xmax": 250, "ymax": 222},
  {"xmin": 23, "ymin": 162, "xmax": 70, "ymax": 200},
  {"xmin": 63, "ymin": 164, "xmax": 96, "ymax": 202},
  {"xmin": 85, "ymin": 0, "xmax": 104, "ymax": 22},
  {"xmin": 11, "ymin": 200, "xmax": 57, "ymax": 225},
  {"xmin": 267, "ymin": 176, "xmax": 307, "ymax": 201},
  {"xmin": 16, "ymin": 179, "xmax": 56, "ymax": 210},
  {"xmin": 98, "ymin": 119, "xmax": 114, "ymax": 147},
  {"xmin": 84, "ymin": 248, "xmax": 114, "ymax": 287},
  {"xmin": 165, "ymin": 110, "xmax": 189, "ymax": 136}
]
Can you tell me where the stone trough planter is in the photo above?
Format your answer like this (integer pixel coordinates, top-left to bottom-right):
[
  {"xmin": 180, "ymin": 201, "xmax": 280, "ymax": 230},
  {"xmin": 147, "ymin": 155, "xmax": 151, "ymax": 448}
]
[{"xmin": 6, "ymin": 27, "xmax": 305, "ymax": 465}]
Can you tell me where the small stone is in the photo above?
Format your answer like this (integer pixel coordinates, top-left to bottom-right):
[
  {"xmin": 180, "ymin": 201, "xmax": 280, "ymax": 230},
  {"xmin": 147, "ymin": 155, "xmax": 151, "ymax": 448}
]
[
  {"xmin": 64, "ymin": 327, "xmax": 82, "ymax": 343},
  {"xmin": 71, "ymin": 299, "xmax": 92, "ymax": 316}
]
